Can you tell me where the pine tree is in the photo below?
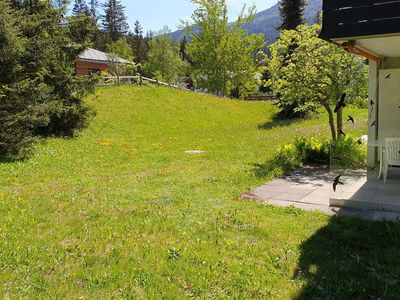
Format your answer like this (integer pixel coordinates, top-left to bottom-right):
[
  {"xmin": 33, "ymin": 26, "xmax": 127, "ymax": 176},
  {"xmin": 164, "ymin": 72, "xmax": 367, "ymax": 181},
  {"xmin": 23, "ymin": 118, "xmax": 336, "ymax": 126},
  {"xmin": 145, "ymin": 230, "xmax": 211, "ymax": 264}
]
[
  {"xmin": 0, "ymin": 0, "xmax": 95, "ymax": 160},
  {"xmin": 179, "ymin": 36, "xmax": 187, "ymax": 61},
  {"xmin": 89, "ymin": 0, "xmax": 99, "ymax": 24},
  {"xmin": 279, "ymin": 0, "xmax": 306, "ymax": 31},
  {"xmin": 130, "ymin": 20, "xmax": 148, "ymax": 64},
  {"xmin": 134, "ymin": 20, "xmax": 143, "ymax": 36},
  {"xmin": 101, "ymin": 0, "xmax": 129, "ymax": 42},
  {"xmin": 72, "ymin": 0, "xmax": 90, "ymax": 16}
]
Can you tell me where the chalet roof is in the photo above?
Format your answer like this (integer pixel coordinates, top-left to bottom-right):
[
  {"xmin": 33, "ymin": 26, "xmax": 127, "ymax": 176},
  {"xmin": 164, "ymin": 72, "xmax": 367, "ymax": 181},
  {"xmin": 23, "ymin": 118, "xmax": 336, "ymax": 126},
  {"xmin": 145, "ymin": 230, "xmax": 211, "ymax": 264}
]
[{"xmin": 78, "ymin": 48, "xmax": 131, "ymax": 64}]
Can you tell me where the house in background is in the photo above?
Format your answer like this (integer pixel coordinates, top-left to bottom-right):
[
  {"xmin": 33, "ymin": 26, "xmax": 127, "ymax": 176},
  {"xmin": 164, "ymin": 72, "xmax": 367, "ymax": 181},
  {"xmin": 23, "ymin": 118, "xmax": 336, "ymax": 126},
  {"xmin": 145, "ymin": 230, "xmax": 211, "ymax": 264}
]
[
  {"xmin": 75, "ymin": 48, "xmax": 131, "ymax": 76},
  {"xmin": 320, "ymin": 0, "xmax": 400, "ymax": 210}
]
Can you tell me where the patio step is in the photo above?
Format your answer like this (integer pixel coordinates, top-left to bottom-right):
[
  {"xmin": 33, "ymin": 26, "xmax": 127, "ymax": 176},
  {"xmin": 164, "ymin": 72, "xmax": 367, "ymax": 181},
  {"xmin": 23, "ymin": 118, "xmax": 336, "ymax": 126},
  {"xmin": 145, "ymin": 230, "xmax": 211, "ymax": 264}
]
[{"xmin": 330, "ymin": 198, "xmax": 400, "ymax": 212}]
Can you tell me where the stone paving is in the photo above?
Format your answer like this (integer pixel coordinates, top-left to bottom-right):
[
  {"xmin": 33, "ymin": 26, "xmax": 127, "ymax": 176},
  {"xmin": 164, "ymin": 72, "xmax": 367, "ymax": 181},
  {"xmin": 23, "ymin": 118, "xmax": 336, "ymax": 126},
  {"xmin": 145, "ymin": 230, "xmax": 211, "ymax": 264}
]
[{"xmin": 242, "ymin": 165, "xmax": 400, "ymax": 221}]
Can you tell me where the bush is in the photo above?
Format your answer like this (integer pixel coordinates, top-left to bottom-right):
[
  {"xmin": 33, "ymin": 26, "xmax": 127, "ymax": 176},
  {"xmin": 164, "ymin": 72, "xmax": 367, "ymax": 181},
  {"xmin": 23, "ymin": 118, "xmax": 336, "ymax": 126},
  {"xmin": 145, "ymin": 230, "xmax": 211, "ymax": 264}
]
[
  {"xmin": 332, "ymin": 135, "xmax": 367, "ymax": 168},
  {"xmin": 35, "ymin": 98, "xmax": 95, "ymax": 137},
  {"xmin": 274, "ymin": 143, "xmax": 303, "ymax": 172},
  {"xmin": 293, "ymin": 136, "xmax": 331, "ymax": 164},
  {"xmin": 255, "ymin": 136, "xmax": 367, "ymax": 179}
]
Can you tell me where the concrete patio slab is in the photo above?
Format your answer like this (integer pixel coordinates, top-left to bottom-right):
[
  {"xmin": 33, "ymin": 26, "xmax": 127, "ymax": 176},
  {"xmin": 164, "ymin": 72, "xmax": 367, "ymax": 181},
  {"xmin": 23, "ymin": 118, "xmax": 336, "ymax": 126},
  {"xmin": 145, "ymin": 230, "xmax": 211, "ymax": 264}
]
[{"xmin": 242, "ymin": 165, "xmax": 400, "ymax": 221}]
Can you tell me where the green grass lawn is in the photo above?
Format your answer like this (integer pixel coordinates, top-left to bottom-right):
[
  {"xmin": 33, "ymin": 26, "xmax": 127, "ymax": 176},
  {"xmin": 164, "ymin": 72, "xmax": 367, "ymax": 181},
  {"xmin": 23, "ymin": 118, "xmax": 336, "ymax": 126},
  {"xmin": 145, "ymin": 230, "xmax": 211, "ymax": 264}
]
[{"xmin": 1, "ymin": 86, "xmax": 399, "ymax": 298}]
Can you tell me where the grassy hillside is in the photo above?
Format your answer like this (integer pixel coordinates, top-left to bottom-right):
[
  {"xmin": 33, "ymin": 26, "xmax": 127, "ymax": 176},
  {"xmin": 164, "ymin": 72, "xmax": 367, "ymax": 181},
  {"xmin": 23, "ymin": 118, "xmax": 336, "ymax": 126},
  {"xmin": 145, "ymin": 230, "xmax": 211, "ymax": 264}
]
[{"xmin": 1, "ymin": 86, "xmax": 398, "ymax": 298}]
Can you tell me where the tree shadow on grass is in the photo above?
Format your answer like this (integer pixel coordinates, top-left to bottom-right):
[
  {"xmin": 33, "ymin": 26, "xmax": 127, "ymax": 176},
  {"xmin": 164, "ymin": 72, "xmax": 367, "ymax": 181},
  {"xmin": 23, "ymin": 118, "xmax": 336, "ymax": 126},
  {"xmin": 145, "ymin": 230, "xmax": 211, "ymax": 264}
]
[
  {"xmin": 257, "ymin": 116, "xmax": 304, "ymax": 131},
  {"xmin": 295, "ymin": 215, "xmax": 400, "ymax": 299}
]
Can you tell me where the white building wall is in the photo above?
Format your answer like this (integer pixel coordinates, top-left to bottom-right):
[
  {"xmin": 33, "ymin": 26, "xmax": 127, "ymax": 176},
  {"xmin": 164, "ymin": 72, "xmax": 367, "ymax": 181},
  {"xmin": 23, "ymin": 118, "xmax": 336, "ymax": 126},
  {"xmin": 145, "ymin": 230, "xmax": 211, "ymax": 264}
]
[
  {"xmin": 368, "ymin": 58, "xmax": 400, "ymax": 168},
  {"xmin": 378, "ymin": 68, "xmax": 400, "ymax": 141}
]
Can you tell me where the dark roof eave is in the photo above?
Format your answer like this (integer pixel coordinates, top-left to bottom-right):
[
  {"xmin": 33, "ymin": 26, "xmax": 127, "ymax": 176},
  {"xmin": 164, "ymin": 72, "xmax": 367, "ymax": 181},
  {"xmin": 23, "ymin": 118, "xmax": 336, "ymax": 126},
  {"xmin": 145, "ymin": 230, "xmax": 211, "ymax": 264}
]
[
  {"xmin": 319, "ymin": 30, "xmax": 400, "ymax": 42},
  {"xmin": 320, "ymin": 0, "xmax": 400, "ymax": 41}
]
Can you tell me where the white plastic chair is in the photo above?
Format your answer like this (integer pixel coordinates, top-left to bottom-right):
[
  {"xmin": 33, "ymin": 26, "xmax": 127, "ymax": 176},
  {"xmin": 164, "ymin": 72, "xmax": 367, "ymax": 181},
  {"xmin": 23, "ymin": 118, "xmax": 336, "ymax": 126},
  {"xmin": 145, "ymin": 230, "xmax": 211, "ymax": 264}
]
[{"xmin": 384, "ymin": 138, "xmax": 400, "ymax": 183}]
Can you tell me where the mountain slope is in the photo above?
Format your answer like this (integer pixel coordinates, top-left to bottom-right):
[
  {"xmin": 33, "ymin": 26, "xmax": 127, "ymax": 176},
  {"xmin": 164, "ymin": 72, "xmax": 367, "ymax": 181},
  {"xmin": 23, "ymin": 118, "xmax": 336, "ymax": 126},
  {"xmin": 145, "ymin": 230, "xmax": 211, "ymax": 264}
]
[{"xmin": 171, "ymin": 0, "xmax": 322, "ymax": 43}]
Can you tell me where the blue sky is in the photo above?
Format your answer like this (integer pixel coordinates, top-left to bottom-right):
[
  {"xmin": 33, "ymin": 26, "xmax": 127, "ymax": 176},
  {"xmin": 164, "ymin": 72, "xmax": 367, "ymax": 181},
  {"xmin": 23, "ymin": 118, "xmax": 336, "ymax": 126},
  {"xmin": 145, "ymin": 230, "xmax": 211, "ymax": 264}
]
[{"xmin": 119, "ymin": 0, "xmax": 278, "ymax": 33}]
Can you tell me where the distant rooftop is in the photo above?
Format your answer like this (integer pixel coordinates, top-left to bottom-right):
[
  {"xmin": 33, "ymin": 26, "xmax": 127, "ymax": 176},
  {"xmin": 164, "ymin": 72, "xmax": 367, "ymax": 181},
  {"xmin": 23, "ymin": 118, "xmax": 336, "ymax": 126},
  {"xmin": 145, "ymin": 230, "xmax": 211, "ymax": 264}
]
[{"xmin": 78, "ymin": 48, "xmax": 131, "ymax": 64}]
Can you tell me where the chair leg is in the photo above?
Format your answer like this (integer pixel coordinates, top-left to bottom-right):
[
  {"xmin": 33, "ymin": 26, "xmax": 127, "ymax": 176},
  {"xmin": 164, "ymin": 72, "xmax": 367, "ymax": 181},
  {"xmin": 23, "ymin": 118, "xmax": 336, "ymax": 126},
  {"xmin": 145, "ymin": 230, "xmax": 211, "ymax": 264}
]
[{"xmin": 384, "ymin": 163, "xmax": 389, "ymax": 183}]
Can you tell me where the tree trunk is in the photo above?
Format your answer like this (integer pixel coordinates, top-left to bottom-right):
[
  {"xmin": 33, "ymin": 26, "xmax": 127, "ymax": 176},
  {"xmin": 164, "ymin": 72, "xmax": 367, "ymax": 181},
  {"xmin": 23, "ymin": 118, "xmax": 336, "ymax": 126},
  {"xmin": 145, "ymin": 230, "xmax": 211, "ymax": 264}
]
[
  {"xmin": 324, "ymin": 103, "xmax": 337, "ymax": 141},
  {"xmin": 337, "ymin": 107, "xmax": 343, "ymax": 134}
]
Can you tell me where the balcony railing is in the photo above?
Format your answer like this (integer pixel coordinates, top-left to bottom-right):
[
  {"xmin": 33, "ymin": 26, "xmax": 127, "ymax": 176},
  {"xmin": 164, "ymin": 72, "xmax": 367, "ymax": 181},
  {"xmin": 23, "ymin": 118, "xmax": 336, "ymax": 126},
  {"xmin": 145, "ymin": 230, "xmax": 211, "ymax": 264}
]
[{"xmin": 320, "ymin": 0, "xmax": 400, "ymax": 40}]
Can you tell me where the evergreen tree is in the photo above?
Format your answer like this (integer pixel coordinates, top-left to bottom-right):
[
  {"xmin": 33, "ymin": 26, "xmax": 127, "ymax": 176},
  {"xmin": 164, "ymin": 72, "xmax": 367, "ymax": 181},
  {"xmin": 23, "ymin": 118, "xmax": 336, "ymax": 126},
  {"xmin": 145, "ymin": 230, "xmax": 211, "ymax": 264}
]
[
  {"xmin": 89, "ymin": 0, "xmax": 99, "ymax": 24},
  {"xmin": 179, "ymin": 36, "xmax": 188, "ymax": 62},
  {"xmin": 279, "ymin": 0, "xmax": 306, "ymax": 31},
  {"xmin": 70, "ymin": 0, "xmax": 96, "ymax": 44},
  {"xmin": 133, "ymin": 20, "xmax": 143, "ymax": 38},
  {"xmin": 0, "ymin": 0, "xmax": 95, "ymax": 160},
  {"xmin": 130, "ymin": 20, "xmax": 148, "ymax": 64},
  {"xmin": 52, "ymin": 0, "xmax": 70, "ymax": 11},
  {"xmin": 72, "ymin": 0, "xmax": 90, "ymax": 16},
  {"xmin": 145, "ymin": 30, "xmax": 155, "ymax": 40},
  {"xmin": 101, "ymin": 0, "xmax": 129, "ymax": 42}
]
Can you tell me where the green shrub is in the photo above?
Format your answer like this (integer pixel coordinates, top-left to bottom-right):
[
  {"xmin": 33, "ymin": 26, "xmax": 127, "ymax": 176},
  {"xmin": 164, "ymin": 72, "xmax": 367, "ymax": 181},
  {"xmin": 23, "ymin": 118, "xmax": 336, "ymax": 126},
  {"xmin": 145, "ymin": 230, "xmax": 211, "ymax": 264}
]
[
  {"xmin": 35, "ymin": 98, "xmax": 95, "ymax": 137},
  {"xmin": 293, "ymin": 136, "xmax": 331, "ymax": 164},
  {"xmin": 259, "ymin": 136, "xmax": 367, "ymax": 178},
  {"xmin": 275, "ymin": 143, "xmax": 303, "ymax": 172},
  {"xmin": 332, "ymin": 136, "xmax": 367, "ymax": 168}
]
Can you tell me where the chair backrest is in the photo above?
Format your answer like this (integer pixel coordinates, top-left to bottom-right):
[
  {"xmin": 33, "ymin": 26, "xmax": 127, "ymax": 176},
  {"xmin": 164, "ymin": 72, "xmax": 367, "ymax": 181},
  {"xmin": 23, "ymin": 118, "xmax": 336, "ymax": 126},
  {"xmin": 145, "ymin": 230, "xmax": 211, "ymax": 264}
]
[{"xmin": 385, "ymin": 138, "xmax": 400, "ymax": 166}]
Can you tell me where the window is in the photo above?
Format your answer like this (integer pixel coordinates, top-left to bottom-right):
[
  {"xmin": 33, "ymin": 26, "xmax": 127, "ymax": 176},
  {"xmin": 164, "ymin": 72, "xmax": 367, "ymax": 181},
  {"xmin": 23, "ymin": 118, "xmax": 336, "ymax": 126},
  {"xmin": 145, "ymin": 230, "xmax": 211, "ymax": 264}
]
[{"xmin": 88, "ymin": 68, "xmax": 100, "ymax": 75}]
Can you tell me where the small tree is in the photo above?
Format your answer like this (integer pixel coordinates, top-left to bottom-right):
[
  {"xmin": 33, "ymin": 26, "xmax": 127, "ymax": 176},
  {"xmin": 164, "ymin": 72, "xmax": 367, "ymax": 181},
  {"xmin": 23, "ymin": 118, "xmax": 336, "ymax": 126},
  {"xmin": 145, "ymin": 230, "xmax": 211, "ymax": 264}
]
[
  {"xmin": 144, "ymin": 27, "xmax": 187, "ymax": 84},
  {"xmin": 187, "ymin": 0, "xmax": 265, "ymax": 97},
  {"xmin": 107, "ymin": 37, "xmax": 136, "ymax": 82},
  {"xmin": 129, "ymin": 20, "xmax": 148, "ymax": 65},
  {"xmin": 107, "ymin": 37, "xmax": 134, "ymax": 60},
  {"xmin": 269, "ymin": 25, "xmax": 368, "ymax": 141}
]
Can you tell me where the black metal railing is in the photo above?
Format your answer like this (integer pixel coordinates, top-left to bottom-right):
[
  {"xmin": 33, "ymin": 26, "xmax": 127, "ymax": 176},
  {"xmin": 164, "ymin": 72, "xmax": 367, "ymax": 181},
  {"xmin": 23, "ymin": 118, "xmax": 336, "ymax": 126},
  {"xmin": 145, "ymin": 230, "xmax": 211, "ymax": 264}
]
[{"xmin": 320, "ymin": 0, "xmax": 400, "ymax": 40}]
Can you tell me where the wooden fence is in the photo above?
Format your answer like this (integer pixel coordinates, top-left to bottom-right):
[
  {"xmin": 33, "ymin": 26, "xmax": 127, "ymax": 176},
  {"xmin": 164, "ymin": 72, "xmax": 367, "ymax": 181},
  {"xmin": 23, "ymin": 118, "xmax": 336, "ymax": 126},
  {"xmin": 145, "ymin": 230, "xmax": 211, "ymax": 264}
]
[
  {"xmin": 243, "ymin": 93, "xmax": 276, "ymax": 101},
  {"xmin": 96, "ymin": 75, "xmax": 187, "ymax": 90},
  {"xmin": 97, "ymin": 75, "xmax": 276, "ymax": 101}
]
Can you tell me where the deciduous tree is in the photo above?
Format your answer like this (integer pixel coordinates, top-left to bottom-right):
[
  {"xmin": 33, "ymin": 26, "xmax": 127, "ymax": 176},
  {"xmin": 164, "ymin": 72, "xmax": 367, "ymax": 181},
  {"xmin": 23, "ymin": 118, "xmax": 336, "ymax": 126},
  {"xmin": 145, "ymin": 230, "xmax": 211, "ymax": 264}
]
[
  {"xmin": 268, "ymin": 25, "xmax": 368, "ymax": 141},
  {"xmin": 187, "ymin": 0, "xmax": 265, "ymax": 97},
  {"xmin": 145, "ymin": 27, "xmax": 187, "ymax": 84}
]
